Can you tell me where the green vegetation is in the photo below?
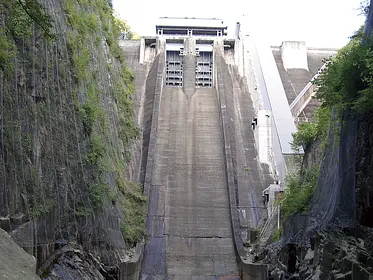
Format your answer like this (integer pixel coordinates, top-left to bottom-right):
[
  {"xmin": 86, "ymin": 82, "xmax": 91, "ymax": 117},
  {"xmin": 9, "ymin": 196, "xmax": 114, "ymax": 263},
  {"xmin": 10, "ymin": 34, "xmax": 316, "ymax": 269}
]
[
  {"xmin": 1, "ymin": 0, "xmax": 53, "ymax": 39},
  {"xmin": 21, "ymin": 133, "xmax": 33, "ymax": 159},
  {"xmin": 292, "ymin": 25, "xmax": 373, "ymax": 152},
  {"xmin": 1, "ymin": 0, "xmax": 144, "ymax": 248},
  {"xmin": 0, "ymin": 33, "xmax": 16, "ymax": 73},
  {"xmin": 88, "ymin": 183, "xmax": 109, "ymax": 210},
  {"xmin": 291, "ymin": 106, "xmax": 331, "ymax": 150},
  {"xmin": 62, "ymin": 0, "xmax": 144, "ymax": 246},
  {"xmin": 285, "ymin": 25, "xmax": 373, "ymax": 223},
  {"xmin": 64, "ymin": 0, "xmax": 139, "ymax": 146},
  {"xmin": 280, "ymin": 165, "xmax": 320, "ymax": 219},
  {"xmin": 315, "ymin": 28, "xmax": 373, "ymax": 114},
  {"xmin": 113, "ymin": 13, "xmax": 141, "ymax": 40},
  {"xmin": 30, "ymin": 199, "xmax": 55, "ymax": 217},
  {"xmin": 74, "ymin": 205, "xmax": 93, "ymax": 217},
  {"xmin": 0, "ymin": 0, "xmax": 53, "ymax": 73},
  {"xmin": 117, "ymin": 176, "xmax": 146, "ymax": 247},
  {"xmin": 86, "ymin": 134, "xmax": 106, "ymax": 165},
  {"xmin": 114, "ymin": 81, "xmax": 139, "ymax": 152},
  {"xmin": 13, "ymin": 0, "xmax": 53, "ymax": 38},
  {"xmin": 271, "ymin": 227, "xmax": 282, "ymax": 242}
]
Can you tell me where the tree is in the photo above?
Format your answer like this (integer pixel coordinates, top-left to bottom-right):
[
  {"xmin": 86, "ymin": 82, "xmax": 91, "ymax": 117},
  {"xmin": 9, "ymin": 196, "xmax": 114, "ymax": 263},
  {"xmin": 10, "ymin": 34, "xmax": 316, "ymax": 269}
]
[{"xmin": 113, "ymin": 13, "xmax": 140, "ymax": 40}]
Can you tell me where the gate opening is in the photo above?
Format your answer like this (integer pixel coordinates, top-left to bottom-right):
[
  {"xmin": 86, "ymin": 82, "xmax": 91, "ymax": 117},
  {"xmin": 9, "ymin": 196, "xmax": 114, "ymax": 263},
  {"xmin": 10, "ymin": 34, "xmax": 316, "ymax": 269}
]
[
  {"xmin": 165, "ymin": 50, "xmax": 183, "ymax": 87},
  {"xmin": 196, "ymin": 51, "xmax": 213, "ymax": 88}
]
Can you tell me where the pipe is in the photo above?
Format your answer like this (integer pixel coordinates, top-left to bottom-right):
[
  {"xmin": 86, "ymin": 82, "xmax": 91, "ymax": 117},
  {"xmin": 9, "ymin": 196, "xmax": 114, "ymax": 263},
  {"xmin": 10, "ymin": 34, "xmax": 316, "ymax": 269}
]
[{"xmin": 278, "ymin": 206, "xmax": 280, "ymax": 229}]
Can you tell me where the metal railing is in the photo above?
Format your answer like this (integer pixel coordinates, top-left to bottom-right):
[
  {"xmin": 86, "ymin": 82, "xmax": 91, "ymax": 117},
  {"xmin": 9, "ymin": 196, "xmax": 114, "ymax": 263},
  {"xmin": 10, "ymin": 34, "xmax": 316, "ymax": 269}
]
[{"xmin": 289, "ymin": 63, "xmax": 328, "ymax": 117}]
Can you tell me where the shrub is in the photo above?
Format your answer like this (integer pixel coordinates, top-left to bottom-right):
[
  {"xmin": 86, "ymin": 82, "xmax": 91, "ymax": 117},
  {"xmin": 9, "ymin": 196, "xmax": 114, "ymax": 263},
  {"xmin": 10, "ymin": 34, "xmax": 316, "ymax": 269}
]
[
  {"xmin": 86, "ymin": 134, "xmax": 106, "ymax": 164},
  {"xmin": 280, "ymin": 165, "xmax": 320, "ymax": 219},
  {"xmin": 118, "ymin": 180, "xmax": 146, "ymax": 247},
  {"xmin": 271, "ymin": 227, "xmax": 282, "ymax": 242},
  {"xmin": 0, "ymin": 33, "xmax": 16, "ymax": 73},
  {"xmin": 88, "ymin": 183, "xmax": 109, "ymax": 210},
  {"xmin": 292, "ymin": 106, "xmax": 331, "ymax": 150},
  {"xmin": 292, "ymin": 122, "xmax": 318, "ymax": 150}
]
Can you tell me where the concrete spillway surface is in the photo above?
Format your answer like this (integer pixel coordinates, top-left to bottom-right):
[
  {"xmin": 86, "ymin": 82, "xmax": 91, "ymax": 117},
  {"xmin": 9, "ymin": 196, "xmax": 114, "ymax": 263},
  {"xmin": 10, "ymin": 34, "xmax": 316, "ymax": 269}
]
[{"xmin": 142, "ymin": 88, "xmax": 240, "ymax": 279}]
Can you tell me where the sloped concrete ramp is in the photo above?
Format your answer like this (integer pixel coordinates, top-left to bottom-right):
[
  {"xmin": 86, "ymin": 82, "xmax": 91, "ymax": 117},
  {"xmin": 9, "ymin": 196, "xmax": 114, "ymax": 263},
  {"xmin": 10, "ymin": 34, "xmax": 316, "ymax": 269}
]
[
  {"xmin": 141, "ymin": 87, "xmax": 239, "ymax": 279},
  {"xmin": 0, "ymin": 228, "xmax": 40, "ymax": 280}
]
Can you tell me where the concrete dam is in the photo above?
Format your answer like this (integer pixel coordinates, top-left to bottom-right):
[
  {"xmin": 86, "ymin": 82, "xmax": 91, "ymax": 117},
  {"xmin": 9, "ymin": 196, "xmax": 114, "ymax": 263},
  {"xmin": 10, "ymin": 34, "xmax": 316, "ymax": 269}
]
[{"xmin": 120, "ymin": 17, "xmax": 333, "ymax": 279}]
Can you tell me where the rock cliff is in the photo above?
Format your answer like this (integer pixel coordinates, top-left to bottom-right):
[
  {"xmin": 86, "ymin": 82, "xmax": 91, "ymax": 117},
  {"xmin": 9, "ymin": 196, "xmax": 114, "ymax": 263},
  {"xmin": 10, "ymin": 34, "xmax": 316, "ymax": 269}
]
[{"xmin": 0, "ymin": 0, "xmax": 145, "ymax": 277}]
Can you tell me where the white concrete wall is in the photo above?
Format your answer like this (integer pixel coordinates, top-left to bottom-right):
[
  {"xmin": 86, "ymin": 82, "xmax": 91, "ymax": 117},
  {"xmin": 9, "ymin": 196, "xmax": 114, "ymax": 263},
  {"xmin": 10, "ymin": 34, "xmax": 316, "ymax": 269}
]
[
  {"xmin": 243, "ymin": 35, "xmax": 263, "ymax": 114},
  {"xmin": 280, "ymin": 41, "xmax": 309, "ymax": 70},
  {"xmin": 232, "ymin": 32, "xmax": 278, "ymax": 177},
  {"xmin": 139, "ymin": 38, "xmax": 145, "ymax": 64},
  {"xmin": 254, "ymin": 39, "xmax": 297, "ymax": 156},
  {"xmin": 228, "ymin": 23, "xmax": 305, "ymax": 184},
  {"xmin": 239, "ymin": 35, "xmax": 301, "ymax": 184},
  {"xmin": 290, "ymin": 82, "xmax": 316, "ymax": 118},
  {"xmin": 268, "ymin": 184, "xmax": 282, "ymax": 218},
  {"xmin": 256, "ymin": 110, "xmax": 272, "ymax": 165},
  {"xmin": 234, "ymin": 39, "xmax": 243, "ymax": 77},
  {"xmin": 233, "ymin": 27, "xmax": 273, "ymax": 172},
  {"xmin": 156, "ymin": 38, "xmax": 166, "ymax": 54},
  {"xmin": 144, "ymin": 46, "xmax": 156, "ymax": 63}
]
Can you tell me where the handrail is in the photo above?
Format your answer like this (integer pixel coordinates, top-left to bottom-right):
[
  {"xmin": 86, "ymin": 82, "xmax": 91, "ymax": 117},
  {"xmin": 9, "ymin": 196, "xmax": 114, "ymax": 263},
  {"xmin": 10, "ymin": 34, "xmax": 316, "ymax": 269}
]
[
  {"xmin": 259, "ymin": 205, "xmax": 278, "ymax": 239},
  {"xmin": 289, "ymin": 63, "xmax": 327, "ymax": 112}
]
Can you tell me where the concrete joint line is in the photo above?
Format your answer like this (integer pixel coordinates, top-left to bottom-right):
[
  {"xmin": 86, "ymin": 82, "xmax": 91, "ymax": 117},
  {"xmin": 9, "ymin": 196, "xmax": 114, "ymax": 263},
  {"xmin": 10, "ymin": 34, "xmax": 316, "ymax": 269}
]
[{"xmin": 163, "ymin": 234, "xmax": 226, "ymax": 239}]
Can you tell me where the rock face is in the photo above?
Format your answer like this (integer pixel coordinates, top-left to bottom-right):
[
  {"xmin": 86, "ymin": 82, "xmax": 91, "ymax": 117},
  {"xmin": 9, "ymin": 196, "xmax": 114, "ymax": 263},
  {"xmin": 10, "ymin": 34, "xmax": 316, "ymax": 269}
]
[
  {"xmin": 302, "ymin": 138, "xmax": 323, "ymax": 170},
  {"xmin": 0, "ymin": 228, "xmax": 40, "ymax": 280},
  {"xmin": 40, "ymin": 246, "xmax": 110, "ymax": 280},
  {"xmin": 0, "ymin": 0, "xmax": 146, "ymax": 277},
  {"xmin": 264, "ymin": 109, "xmax": 373, "ymax": 279},
  {"xmin": 265, "ymin": 228, "xmax": 373, "ymax": 280},
  {"xmin": 356, "ymin": 111, "xmax": 373, "ymax": 228}
]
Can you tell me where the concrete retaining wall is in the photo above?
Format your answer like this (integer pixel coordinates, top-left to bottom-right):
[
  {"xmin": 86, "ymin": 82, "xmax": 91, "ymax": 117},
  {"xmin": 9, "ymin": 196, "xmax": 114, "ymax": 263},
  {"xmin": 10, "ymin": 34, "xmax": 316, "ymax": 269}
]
[
  {"xmin": 246, "ymin": 36, "xmax": 301, "ymax": 184},
  {"xmin": 242, "ymin": 36, "xmax": 263, "ymax": 115},
  {"xmin": 141, "ymin": 44, "xmax": 166, "ymax": 277},
  {"xmin": 214, "ymin": 45, "xmax": 268, "ymax": 280},
  {"xmin": 120, "ymin": 40, "xmax": 152, "ymax": 185},
  {"xmin": 241, "ymin": 263, "xmax": 268, "ymax": 280},
  {"xmin": 119, "ymin": 242, "xmax": 144, "ymax": 280},
  {"xmin": 0, "ymin": 228, "xmax": 40, "ymax": 280},
  {"xmin": 289, "ymin": 63, "xmax": 327, "ymax": 119},
  {"xmin": 289, "ymin": 82, "xmax": 315, "ymax": 118},
  {"xmin": 119, "ymin": 40, "xmax": 165, "ymax": 279},
  {"xmin": 143, "ymin": 50, "xmax": 165, "ymax": 196}
]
